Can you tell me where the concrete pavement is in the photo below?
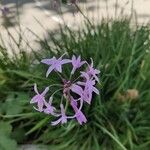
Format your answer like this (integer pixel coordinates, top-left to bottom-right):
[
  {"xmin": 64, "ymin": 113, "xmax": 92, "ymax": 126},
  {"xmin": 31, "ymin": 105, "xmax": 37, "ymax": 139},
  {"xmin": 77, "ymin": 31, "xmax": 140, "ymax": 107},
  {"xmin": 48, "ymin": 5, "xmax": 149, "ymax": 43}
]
[{"xmin": 0, "ymin": 0, "xmax": 150, "ymax": 55}]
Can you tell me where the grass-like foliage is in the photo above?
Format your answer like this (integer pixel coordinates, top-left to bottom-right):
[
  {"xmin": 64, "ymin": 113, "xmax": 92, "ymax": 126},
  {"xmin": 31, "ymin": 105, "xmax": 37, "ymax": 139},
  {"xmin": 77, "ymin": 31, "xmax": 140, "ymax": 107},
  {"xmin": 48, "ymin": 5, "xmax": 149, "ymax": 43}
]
[{"xmin": 0, "ymin": 18, "xmax": 150, "ymax": 150}]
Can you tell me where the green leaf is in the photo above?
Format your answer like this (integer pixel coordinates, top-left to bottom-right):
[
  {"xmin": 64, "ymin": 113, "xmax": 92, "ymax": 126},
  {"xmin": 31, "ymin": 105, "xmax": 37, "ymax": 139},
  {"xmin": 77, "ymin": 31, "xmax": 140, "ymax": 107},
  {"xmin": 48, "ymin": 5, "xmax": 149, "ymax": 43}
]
[
  {"xmin": 11, "ymin": 128, "xmax": 26, "ymax": 143},
  {"xmin": 0, "ymin": 135, "xmax": 17, "ymax": 150},
  {"xmin": 26, "ymin": 117, "xmax": 50, "ymax": 135},
  {"xmin": 95, "ymin": 123, "xmax": 127, "ymax": 150},
  {"xmin": 0, "ymin": 122, "xmax": 17, "ymax": 150},
  {"xmin": 15, "ymin": 92, "xmax": 30, "ymax": 104},
  {"xmin": 0, "ymin": 122, "xmax": 12, "ymax": 136},
  {"xmin": 3, "ymin": 93, "xmax": 30, "ymax": 115}
]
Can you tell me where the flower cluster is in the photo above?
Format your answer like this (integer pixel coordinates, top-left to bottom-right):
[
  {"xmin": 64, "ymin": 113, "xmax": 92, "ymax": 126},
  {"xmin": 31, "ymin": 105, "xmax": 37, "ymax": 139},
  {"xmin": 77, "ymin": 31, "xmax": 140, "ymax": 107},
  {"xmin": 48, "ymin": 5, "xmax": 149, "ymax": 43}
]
[{"xmin": 30, "ymin": 55, "xmax": 100, "ymax": 125}]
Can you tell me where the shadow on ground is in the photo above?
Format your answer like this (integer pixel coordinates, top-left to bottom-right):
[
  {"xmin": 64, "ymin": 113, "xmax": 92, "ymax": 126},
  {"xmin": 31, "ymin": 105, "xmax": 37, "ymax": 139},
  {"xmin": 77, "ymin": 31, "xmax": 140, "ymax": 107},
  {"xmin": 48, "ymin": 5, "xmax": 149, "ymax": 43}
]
[{"xmin": 0, "ymin": 0, "xmax": 100, "ymax": 28}]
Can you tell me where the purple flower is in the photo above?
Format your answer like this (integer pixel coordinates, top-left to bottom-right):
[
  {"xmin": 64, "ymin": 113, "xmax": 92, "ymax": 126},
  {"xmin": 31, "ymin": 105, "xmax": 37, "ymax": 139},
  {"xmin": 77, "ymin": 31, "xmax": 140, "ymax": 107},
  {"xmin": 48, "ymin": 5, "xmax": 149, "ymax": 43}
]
[
  {"xmin": 44, "ymin": 97, "xmax": 58, "ymax": 116},
  {"xmin": 79, "ymin": 72, "xmax": 99, "ymax": 104},
  {"xmin": 71, "ymin": 84, "xmax": 90, "ymax": 104},
  {"xmin": 71, "ymin": 72, "xmax": 99, "ymax": 104},
  {"xmin": 71, "ymin": 97, "xmax": 87, "ymax": 125},
  {"xmin": 31, "ymin": 55, "xmax": 100, "ymax": 125},
  {"xmin": 71, "ymin": 55, "xmax": 85, "ymax": 74},
  {"xmin": 41, "ymin": 55, "xmax": 71, "ymax": 77},
  {"xmin": 80, "ymin": 72, "xmax": 99, "ymax": 95},
  {"xmin": 30, "ymin": 84, "xmax": 49, "ymax": 112},
  {"xmin": 86, "ymin": 58, "xmax": 100, "ymax": 82},
  {"xmin": 44, "ymin": 103, "xmax": 55, "ymax": 115},
  {"xmin": 51, "ymin": 104, "xmax": 67, "ymax": 126}
]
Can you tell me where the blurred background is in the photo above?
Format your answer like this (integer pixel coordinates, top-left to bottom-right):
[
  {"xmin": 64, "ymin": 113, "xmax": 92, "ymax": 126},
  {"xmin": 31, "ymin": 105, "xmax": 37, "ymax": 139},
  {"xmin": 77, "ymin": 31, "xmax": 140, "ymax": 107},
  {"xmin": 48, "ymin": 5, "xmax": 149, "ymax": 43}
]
[
  {"xmin": 0, "ymin": 0, "xmax": 150, "ymax": 150},
  {"xmin": 1, "ymin": 0, "xmax": 150, "ymax": 53}
]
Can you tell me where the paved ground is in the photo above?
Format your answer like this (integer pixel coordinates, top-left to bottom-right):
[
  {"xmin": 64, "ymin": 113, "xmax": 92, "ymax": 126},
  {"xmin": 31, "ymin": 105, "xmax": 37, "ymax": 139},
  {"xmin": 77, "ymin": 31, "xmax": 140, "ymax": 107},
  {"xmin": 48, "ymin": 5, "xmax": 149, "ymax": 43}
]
[{"xmin": 0, "ymin": 0, "xmax": 150, "ymax": 55}]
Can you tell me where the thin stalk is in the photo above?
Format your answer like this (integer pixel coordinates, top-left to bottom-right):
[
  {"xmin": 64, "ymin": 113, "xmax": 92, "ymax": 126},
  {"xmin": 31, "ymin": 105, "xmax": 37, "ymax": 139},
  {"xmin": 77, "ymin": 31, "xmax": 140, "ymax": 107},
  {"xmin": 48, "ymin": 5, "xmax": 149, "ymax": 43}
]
[{"xmin": 74, "ymin": 3, "xmax": 93, "ymax": 27}]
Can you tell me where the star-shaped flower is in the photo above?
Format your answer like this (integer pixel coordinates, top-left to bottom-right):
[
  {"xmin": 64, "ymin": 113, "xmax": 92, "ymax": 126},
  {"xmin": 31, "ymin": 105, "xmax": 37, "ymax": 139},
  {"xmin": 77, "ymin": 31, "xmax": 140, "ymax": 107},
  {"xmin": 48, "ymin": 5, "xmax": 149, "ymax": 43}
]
[
  {"xmin": 80, "ymin": 72, "xmax": 99, "ymax": 93},
  {"xmin": 78, "ymin": 72, "xmax": 99, "ymax": 103},
  {"xmin": 71, "ymin": 97, "xmax": 87, "ymax": 125},
  {"xmin": 41, "ymin": 54, "xmax": 71, "ymax": 77},
  {"xmin": 30, "ymin": 84, "xmax": 49, "ymax": 112},
  {"xmin": 70, "ymin": 84, "xmax": 90, "ymax": 104},
  {"xmin": 71, "ymin": 55, "xmax": 86, "ymax": 74},
  {"xmin": 71, "ymin": 72, "xmax": 99, "ymax": 104},
  {"xmin": 51, "ymin": 104, "xmax": 67, "ymax": 126},
  {"xmin": 86, "ymin": 58, "xmax": 100, "ymax": 82},
  {"xmin": 44, "ymin": 97, "xmax": 58, "ymax": 116}
]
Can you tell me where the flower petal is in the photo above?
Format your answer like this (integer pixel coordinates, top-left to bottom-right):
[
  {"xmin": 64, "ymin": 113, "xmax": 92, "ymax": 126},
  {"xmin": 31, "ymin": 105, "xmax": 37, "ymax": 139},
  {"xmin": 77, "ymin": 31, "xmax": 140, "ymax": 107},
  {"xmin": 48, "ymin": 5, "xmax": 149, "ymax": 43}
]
[
  {"xmin": 76, "ymin": 111, "xmax": 87, "ymax": 125},
  {"xmin": 34, "ymin": 83, "xmax": 39, "ymax": 94},
  {"xmin": 44, "ymin": 105, "xmax": 56, "ymax": 114},
  {"xmin": 81, "ymin": 72, "xmax": 90, "ymax": 80},
  {"xmin": 93, "ymin": 87, "xmax": 99, "ymax": 95},
  {"xmin": 72, "ymin": 55, "xmax": 76, "ymax": 62},
  {"xmin": 46, "ymin": 65, "xmax": 55, "ymax": 77},
  {"xmin": 61, "ymin": 117, "xmax": 67, "ymax": 124},
  {"xmin": 60, "ymin": 104, "xmax": 66, "ymax": 117},
  {"xmin": 90, "ymin": 58, "xmax": 94, "ymax": 67},
  {"xmin": 80, "ymin": 61, "xmax": 86, "ymax": 66},
  {"xmin": 41, "ymin": 87, "xmax": 49, "ymax": 96},
  {"xmin": 77, "ymin": 81, "xmax": 85, "ymax": 86},
  {"xmin": 85, "ymin": 91, "xmax": 92, "ymax": 104},
  {"xmin": 71, "ymin": 98, "xmax": 87, "ymax": 125},
  {"xmin": 95, "ymin": 69, "xmax": 100, "ymax": 74},
  {"xmin": 41, "ymin": 57, "xmax": 55, "ymax": 65},
  {"xmin": 37, "ymin": 99, "xmax": 44, "ymax": 112},
  {"xmin": 48, "ymin": 96, "xmax": 53, "ymax": 104},
  {"xmin": 71, "ymin": 84, "xmax": 83, "ymax": 96},
  {"xmin": 71, "ymin": 67, "xmax": 76, "ymax": 74},
  {"xmin": 61, "ymin": 59, "xmax": 71, "ymax": 64},
  {"xmin": 55, "ymin": 64, "xmax": 62, "ymax": 73},
  {"xmin": 51, "ymin": 118, "xmax": 62, "ymax": 126},
  {"xmin": 77, "ymin": 55, "xmax": 81, "ymax": 62},
  {"xmin": 30, "ymin": 95, "xmax": 39, "ymax": 103},
  {"xmin": 94, "ymin": 75, "xmax": 99, "ymax": 82}
]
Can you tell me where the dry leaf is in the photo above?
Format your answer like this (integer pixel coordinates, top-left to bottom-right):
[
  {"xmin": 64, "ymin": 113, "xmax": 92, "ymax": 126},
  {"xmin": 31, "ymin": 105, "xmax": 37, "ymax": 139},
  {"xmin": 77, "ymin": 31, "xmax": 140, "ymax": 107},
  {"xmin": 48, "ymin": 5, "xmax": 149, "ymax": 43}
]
[
  {"xmin": 126, "ymin": 89, "xmax": 139, "ymax": 100},
  {"xmin": 117, "ymin": 89, "xmax": 139, "ymax": 102}
]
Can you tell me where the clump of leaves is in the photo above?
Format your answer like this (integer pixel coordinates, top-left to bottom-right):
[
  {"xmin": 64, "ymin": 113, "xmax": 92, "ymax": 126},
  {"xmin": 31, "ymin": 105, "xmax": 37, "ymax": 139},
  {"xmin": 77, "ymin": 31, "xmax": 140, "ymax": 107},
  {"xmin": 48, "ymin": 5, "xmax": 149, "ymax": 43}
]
[{"xmin": 0, "ymin": 18, "xmax": 150, "ymax": 149}]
